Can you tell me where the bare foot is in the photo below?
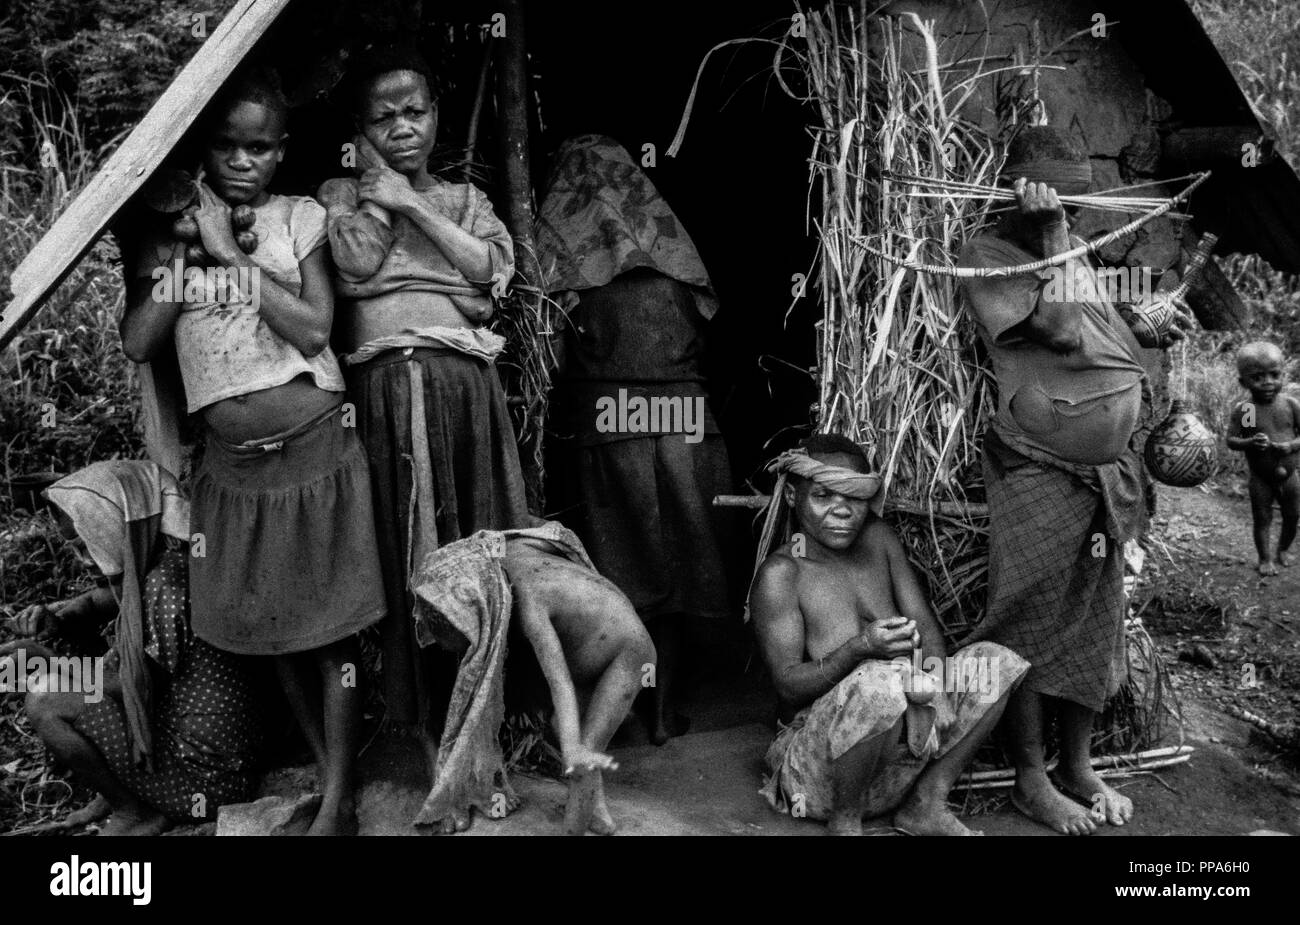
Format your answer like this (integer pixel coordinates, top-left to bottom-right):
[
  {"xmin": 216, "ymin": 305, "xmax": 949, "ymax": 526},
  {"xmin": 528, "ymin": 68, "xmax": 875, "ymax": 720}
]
[
  {"xmin": 498, "ymin": 780, "xmax": 522, "ymax": 813},
  {"xmin": 99, "ymin": 804, "xmax": 172, "ymax": 836},
  {"xmin": 588, "ymin": 771, "xmax": 617, "ymax": 836},
  {"xmin": 307, "ymin": 796, "xmax": 358, "ymax": 836},
  {"xmin": 893, "ymin": 793, "xmax": 980, "ymax": 836},
  {"xmin": 1259, "ymin": 559, "xmax": 1279, "ymax": 576},
  {"xmin": 1011, "ymin": 769, "xmax": 1097, "ymax": 835},
  {"xmin": 564, "ymin": 772, "xmax": 598, "ymax": 836},
  {"xmin": 1056, "ymin": 767, "xmax": 1134, "ymax": 827},
  {"xmin": 62, "ymin": 794, "xmax": 111, "ymax": 829},
  {"xmin": 1276, "ymin": 550, "xmax": 1292, "ymax": 568},
  {"xmin": 826, "ymin": 807, "xmax": 863, "ymax": 836},
  {"xmin": 436, "ymin": 809, "xmax": 472, "ymax": 835}
]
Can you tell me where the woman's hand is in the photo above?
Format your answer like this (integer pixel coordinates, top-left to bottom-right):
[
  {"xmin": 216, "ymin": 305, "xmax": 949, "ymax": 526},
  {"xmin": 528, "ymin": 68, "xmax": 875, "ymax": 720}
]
[
  {"xmin": 358, "ymin": 165, "xmax": 415, "ymax": 213},
  {"xmin": 0, "ymin": 639, "xmax": 57, "ymax": 662},
  {"xmin": 1014, "ymin": 178, "xmax": 1066, "ymax": 228},
  {"xmin": 9, "ymin": 596, "xmax": 85, "ymax": 638},
  {"xmin": 854, "ymin": 617, "xmax": 917, "ymax": 660},
  {"xmin": 353, "ymin": 134, "xmax": 388, "ymax": 174},
  {"xmin": 194, "ymin": 182, "xmax": 240, "ymax": 263},
  {"xmin": 932, "ymin": 694, "xmax": 957, "ymax": 736},
  {"xmin": 11, "ymin": 603, "xmax": 57, "ymax": 637}
]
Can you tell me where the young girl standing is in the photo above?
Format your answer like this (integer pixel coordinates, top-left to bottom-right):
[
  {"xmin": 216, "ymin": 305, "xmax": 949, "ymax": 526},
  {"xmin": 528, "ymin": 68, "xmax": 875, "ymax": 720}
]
[
  {"xmin": 120, "ymin": 70, "xmax": 385, "ymax": 835},
  {"xmin": 317, "ymin": 46, "xmax": 527, "ymax": 797}
]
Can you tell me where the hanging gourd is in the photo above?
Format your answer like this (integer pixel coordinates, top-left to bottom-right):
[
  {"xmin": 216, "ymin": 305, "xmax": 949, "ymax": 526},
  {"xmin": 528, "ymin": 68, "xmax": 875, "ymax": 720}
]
[{"xmin": 1142, "ymin": 234, "xmax": 1219, "ymax": 487}]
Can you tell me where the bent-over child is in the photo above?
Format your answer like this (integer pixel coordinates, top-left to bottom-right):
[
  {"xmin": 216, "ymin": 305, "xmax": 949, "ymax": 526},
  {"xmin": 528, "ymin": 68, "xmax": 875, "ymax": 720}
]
[
  {"xmin": 505, "ymin": 531, "xmax": 655, "ymax": 835},
  {"xmin": 410, "ymin": 522, "xmax": 653, "ymax": 836}
]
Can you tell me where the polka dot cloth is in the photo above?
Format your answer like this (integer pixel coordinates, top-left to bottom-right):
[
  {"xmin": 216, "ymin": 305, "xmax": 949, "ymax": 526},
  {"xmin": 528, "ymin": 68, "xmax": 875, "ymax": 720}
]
[{"xmin": 73, "ymin": 543, "xmax": 263, "ymax": 821}]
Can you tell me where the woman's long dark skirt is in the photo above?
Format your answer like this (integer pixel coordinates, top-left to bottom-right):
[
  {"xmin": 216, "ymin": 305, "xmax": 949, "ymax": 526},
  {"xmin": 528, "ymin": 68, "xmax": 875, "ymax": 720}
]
[{"xmin": 348, "ymin": 347, "xmax": 528, "ymax": 728}]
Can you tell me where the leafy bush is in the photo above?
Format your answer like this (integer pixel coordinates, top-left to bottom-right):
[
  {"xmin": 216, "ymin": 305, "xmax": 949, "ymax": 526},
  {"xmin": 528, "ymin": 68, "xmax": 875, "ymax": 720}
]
[
  {"xmin": 1, "ymin": 78, "xmax": 140, "ymax": 503},
  {"xmin": 1, "ymin": 0, "xmax": 234, "ymax": 161},
  {"xmin": 1192, "ymin": 0, "xmax": 1300, "ymax": 161},
  {"xmin": 1183, "ymin": 0, "xmax": 1300, "ymax": 482}
]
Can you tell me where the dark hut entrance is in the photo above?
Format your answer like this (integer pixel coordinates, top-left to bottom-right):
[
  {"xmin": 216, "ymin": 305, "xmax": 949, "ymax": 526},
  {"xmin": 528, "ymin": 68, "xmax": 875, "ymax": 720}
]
[{"xmin": 222, "ymin": 0, "xmax": 815, "ymax": 733}]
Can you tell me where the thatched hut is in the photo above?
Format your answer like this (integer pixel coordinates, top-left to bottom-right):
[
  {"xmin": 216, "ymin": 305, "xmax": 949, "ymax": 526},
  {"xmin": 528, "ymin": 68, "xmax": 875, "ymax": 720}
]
[{"xmin": 3, "ymin": 1, "xmax": 1299, "ymax": 746}]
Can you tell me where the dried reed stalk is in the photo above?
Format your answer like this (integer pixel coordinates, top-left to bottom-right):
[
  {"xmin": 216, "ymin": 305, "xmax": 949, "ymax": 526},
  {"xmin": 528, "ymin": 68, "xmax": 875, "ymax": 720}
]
[
  {"xmin": 490, "ymin": 239, "xmax": 563, "ymax": 513},
  {"xmin": 796, "ymin": 6, "xmax": 1002, "ymax": 638},
  {"xmin": 675, "ymin": 2, "xmax": 1181, "ymax": 754}
]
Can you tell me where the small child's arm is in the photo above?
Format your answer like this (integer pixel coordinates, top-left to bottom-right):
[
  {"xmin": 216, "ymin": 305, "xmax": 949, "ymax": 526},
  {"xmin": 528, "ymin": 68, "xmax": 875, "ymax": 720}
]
[
  {"xmin": 1225, "ymin": 401, "xmax": 1268, "ymax": 452},
  {"xmin": 517, "ymin": 599, "xmax": 614, "ymax": 774},
  {"xmin": 1285, "ymin": 396, "xmax": 1300, "ymax": 453}
]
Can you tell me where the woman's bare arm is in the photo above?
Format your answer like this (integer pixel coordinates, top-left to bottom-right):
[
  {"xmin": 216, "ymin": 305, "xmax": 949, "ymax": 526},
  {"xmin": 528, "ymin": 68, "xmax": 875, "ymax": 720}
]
[
  {"xmin": 361, "ymin": 166, "xmax": 496, "ymax": 284},
  {"xmin": 878, "ymin": 523, "xmax": 947, "ymax": 663},
  {"xmin": 120, "ymin": 241, "xmax": 186, "ymax": 362}
]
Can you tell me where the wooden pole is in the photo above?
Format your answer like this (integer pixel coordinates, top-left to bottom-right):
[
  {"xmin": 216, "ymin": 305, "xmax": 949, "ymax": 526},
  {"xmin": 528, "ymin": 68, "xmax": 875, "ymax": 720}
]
[
  {"xmin": 463, "ymin": 36, "xmax": 496, "ymax": 183},
  {"xmin": 496, "ymin": 0, "xmax": 535, "ymax": 261},
  {"xmin": 493, "ymin": 0, "xmax": 550, "ymax": 513}
]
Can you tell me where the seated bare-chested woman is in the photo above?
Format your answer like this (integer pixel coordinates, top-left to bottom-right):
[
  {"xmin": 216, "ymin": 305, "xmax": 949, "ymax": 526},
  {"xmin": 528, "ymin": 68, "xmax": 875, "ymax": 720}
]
[{"xmin": 751, "ymin": 434, "xmax": 1028, "ymax": 835}]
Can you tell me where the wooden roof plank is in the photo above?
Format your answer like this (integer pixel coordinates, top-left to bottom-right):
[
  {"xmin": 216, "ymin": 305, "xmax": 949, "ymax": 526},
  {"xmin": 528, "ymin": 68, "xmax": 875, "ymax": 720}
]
[{"xmin": 0, "ymin": 0, "xmax": 294, "ymax": 350}]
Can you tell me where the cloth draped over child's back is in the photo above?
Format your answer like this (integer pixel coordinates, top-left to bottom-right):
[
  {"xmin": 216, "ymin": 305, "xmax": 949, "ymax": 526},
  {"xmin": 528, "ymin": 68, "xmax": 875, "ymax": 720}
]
[{"xmin": 959, "ymin": 234, "xmax": 1147, "ymax": 468}]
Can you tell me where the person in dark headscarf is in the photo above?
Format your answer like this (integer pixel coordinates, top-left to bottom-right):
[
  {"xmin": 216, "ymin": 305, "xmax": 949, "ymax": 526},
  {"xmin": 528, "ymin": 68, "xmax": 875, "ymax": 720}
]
[
  {"xmin": 8, "ymin": 461, "xmax": 262, "ymax": 834},
  {"xmin": 957, "ymin": 125, "xmax": 1186, "ymax": 835},
  {"xmin": 536, "ymin": 134, "xmax": 735, "ymax": 745}
]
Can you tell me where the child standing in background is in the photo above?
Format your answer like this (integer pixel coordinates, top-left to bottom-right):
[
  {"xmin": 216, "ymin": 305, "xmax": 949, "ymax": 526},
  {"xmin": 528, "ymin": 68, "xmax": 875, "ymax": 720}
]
[
  {"xmin": 119, "ymin": 69, "xmax": 385, "ymax": 835},
  {"xmin": 1226, "ymin": 341, "xmax": 1300, "ymax": 575}
]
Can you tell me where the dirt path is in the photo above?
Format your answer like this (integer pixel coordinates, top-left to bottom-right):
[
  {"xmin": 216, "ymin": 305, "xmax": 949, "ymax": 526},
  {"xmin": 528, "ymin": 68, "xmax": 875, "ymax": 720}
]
[
  {"xmin": 6, "ymin": 478, "xmax": 1298, "ymax": 837},
  {"xmin": 1115, "ymin": 477, "xmax": 1300, "ymax": 834}
]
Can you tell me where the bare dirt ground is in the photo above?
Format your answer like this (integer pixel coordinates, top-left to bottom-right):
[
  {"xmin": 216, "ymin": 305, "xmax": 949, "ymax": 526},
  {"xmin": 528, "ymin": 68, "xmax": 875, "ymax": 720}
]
[
  {"xmin": 1123, "ymin": 478, "xmax": 1300, "ymax": 825},
  {"xmin": 4, "ymin": 478, "xmax": 1298, "ymax": 836}
]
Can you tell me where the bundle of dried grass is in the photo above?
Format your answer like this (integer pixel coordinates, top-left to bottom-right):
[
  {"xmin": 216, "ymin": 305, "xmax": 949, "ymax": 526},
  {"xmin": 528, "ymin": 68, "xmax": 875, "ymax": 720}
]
[
  {"xmin": 673, "ymin": 3, "xmax": 1183, "ymax": 752},
  {"xmin": 797, "ymin": 7, "xmax": 1182, "ymax": 746},
  {"xmin": 793, "ymin": 6, "xmax": 1003, "ymax": 639},
  {"xmin": 489, "ymin": 241, "xmax": 563, "ymax": 513}
]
